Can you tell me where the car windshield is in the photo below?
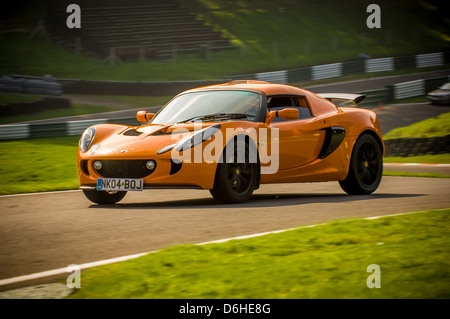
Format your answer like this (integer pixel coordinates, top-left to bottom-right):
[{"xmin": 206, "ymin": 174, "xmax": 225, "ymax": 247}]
[
  {"xmin": 440, "ymin": 83, "xmax": 450, "ymax": 90},
  {"xmin": 150, "ymin": 90, "xmax": 261, "ymax": 124}
]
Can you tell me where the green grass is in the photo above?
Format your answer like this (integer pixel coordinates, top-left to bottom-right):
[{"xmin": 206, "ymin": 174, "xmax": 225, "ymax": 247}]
[
  {"xmin": 383, "ymin": 112, "xmax": 450, "ymax": 140},
  {"xmin": 0, "ymin": 92, "xmax": 44, "ymax": 105},
  {"xmin": 383, "ymin": 171, "xmax": 450, "ymax": 178},
  {"xmin": 66, "ymin": 208, "xmax": 450, "ymax": 299},
  {"xmin": 390, "ymin": 95, "xmax": 428, "ymax": 104},
  {"xmin": 384, "ymin": 154, "xmax": 450, "ymax": 164},
  {"xmin": 0, "ymin": 136, "xmax": 79, "ymax": 194},
  {"xmin": 1, "ymin": 0, "xmax": 449, "ymax": 81},
  {"xmin": 73, "ymin": 95, "xmax": 172, "ymax": 110}
]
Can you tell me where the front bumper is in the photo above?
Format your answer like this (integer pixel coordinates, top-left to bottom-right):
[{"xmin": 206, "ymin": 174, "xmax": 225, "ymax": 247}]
[
  {"xmin": 427, "ymin": 95, "xmax": 450, "ymax": 105},
  {"xmin": 77, "ymin": 156, "xmax": 218, "ymax": 190}
]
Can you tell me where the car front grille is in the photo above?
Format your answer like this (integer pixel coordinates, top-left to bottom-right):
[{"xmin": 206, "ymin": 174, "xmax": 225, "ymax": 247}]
[{"xmin": 94, "ymin": 160, "xmax": 155, "ymax": 178}]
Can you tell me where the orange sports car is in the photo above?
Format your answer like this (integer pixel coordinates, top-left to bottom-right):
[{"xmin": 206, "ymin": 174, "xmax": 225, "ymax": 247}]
[{"xmin": 77, "ymin": 81, "xmax": 384, "ymax": 204}]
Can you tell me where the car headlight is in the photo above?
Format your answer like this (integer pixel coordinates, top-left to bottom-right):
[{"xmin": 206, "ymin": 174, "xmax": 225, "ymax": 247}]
[
  {"xmin": 79, "ymin": 126, "xmax": 97, "ymax": 153},
  {"xmin": 175, "ymin": 124, "xmax": 221, "ymax": 152}
]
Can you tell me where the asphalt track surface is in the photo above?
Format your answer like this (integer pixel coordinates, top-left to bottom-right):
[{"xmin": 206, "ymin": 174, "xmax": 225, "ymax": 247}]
[{"xmin": 1, "ymin": 176, "xmax": 449, "ymax": 291}]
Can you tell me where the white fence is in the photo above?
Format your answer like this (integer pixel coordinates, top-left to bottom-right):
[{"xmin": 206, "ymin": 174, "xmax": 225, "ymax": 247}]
[
  {"xmin": 255, "ymin": 70, "xmax": 288, "ymax": 84},
  {"xmin": 416, "ymin": 52, "xmax": 443, "ymax": 68},
  {"xmin": 0, "ymin": 119, "xmax": 109, "ymax": 141},
  {"xmin": 393, "ymin": 79, "xmax": 425, "ymax": 99},
  {"xmin": 0, "ymin": 124, "xmax": 30, "ymax": 140},
  {"xmin": 365, "ymin": 57, "xmax": 394, "ymax": 73},
  {"xmin": 242, "ymin": 51, "xmax": 447, "ymax": 84},
  {"xmin": 67, "ymin": 119, "xmax": 109, "ymax": 136},
  {"xmin": 312, "ymin": 63, "xmax": 342, "ymax": 81}
]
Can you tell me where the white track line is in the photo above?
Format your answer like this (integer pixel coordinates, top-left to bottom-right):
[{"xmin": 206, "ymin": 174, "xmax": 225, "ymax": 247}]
[
  {"xmin": 0, "ymin": 252, "xmax": 149, "ymax": 287},
  {"xmin": 0, "ymin": 190, "xmax": 81, "ymax": 198},
  {"xmin": 2, "ymin": 208, "xmax": 446, "ymax": 287}
]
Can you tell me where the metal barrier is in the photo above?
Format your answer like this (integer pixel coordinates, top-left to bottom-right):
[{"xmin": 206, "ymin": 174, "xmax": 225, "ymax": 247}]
[
  {"xmin": 356, "ymin": 88, "xmax": 392, "ymax": 106},
  {"xmin": 255, "ymin": 70, "xmax": 288, "ymax": 84},
  {"xmin": 425, "ymin": 76, "xmax": 449, "ymax": 93},
  {"xmin": 365, "ymin": 57, "xmax": 394, "ymax": 73},
  {"xmin": 312, "ymin": 63, "xmax": 342, "ymax": 81},
  {"xmin": 229, "ymin": 51, "xmax": 448, "ymax": 85},
  {"xmin": 342, "ymin": 60, "xmax": 365, "ymax": 76},
  {"xmin": 30, "ymin": 122, "xmax": 68, "ymax": 139},
  {"xmin": 0, "ymin": 124, "xmax": 30, "ymax": 140},
  {"xmin": 416, "ymin": 52, "xmax": 443, "ymax": 68},
  {"xmin": 393, "ymin": 79, "xmax": 425, "ymax": 100},
  {"xmin": 287, "ymin": 67, "xmax": 311, "ymax": 83},
  {"xmin": 67, "ymin": 119, "xmax": 109, "ymax": 136},
  {"xmin": 0, "ymin": 118, "xmax": 140, "ymax": 141}
]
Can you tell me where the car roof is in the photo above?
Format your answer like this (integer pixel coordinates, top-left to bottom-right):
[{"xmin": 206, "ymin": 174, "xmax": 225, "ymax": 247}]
[
  {"xmin": 185, "ymin": 80, "xmax": 311, "ymax": 96},
  {"xmin": 182, "ymin": 80, "xmax": 340, "ymax": 117}
]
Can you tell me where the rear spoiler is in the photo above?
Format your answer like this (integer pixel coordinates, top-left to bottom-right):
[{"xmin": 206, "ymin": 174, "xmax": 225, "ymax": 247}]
[{"xmin": 317, "ymin": 93, "xmax": 366, "ymax": 104}]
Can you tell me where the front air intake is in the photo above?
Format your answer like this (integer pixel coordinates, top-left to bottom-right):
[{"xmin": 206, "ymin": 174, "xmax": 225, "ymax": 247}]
[{"xmin": 94, "ymin": 160, "xmax": 156, "ymax": 178}]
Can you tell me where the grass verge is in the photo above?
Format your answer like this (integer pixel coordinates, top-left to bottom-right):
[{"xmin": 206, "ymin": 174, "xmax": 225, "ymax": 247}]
[
  {"xmin": 383, "ymin": 154, "xmax": 450, "ymax": 164},
  {"xmin": 383, "ymin": 112, "xmax": 450, "ymax": 140},
  {"xmin": 66, "ymin": 208, "xmax": 450, "ymax": 299},
  {"xmin": 388, "ymin": 95, "xmax": 428, "ymax": 104},
  {"xmin": 0, "ymin": 136, "xmax": 79, "ymax": 194}
]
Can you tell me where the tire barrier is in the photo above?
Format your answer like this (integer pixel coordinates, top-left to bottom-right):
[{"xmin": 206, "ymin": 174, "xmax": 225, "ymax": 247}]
[
  {"xmin": 0, "ymin": 75, "xmax": 63, "ymax": 95},
  {"xmin": 384, "ymin": 135, "xmax": 450, "ymax": 157}
]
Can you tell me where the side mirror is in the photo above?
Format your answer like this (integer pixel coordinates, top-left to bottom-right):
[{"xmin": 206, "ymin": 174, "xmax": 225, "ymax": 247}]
[
  {"xmin": 137, "ymin": 111, "xmax": 155, "ymax": 123},
  {"xmin": 265, "ymin": 108, "xmax": 299, "ymax": 124}
]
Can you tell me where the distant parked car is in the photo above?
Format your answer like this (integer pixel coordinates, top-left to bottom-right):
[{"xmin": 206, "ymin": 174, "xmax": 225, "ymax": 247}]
[{"xmin": 427, "ymin": 82, "xmax": 450, "ymax": 105}]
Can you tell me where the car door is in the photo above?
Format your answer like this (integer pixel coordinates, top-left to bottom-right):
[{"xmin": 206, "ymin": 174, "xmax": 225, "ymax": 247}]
[{"xmin": 266, "ymin": 96, "xmax": 326, "ymax": 170}]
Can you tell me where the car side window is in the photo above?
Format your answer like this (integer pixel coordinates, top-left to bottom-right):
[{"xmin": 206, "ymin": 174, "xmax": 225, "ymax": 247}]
[{"xmin": 267, "ymin": 96, "xmax": 312, "ymax": 122}]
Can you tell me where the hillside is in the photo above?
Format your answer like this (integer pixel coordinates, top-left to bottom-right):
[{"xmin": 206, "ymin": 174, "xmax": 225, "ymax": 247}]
[{"xmin": 0, "ymin": 0, "xmax": 448, "ymax": 81}]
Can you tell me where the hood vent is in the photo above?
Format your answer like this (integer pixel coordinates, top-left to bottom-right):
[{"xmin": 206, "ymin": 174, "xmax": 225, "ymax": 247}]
[{"xmin": 123, "ymin": 129, "xmax": 143, "ymax": 136}]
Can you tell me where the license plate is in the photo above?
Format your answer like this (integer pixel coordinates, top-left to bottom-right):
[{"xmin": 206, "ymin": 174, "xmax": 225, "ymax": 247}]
[{"xmin": 97, "ymin": 178, "xmax": 144, "ymax": 191}]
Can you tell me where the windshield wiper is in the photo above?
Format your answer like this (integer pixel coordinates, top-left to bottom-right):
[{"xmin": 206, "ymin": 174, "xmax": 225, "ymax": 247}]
[{"xmin": 177, "ymin": 113, "xmax": 254, "ymax": 123}]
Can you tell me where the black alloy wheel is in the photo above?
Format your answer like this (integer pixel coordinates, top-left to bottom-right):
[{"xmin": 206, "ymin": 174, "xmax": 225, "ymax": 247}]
[
  {"xmin": 339, "ymin": 134, "xmax": 383, "ymax": 195},
  {"xmin": 210, "ymin": 139, "xmax": 259, "ymax": 203}
]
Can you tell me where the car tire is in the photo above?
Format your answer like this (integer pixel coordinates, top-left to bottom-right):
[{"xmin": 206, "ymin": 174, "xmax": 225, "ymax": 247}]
[
  {"xmin": 82, "ymin": 190, "xmax": 127, "ymax": 204},
  {"xmin": 339, "ymin": 134, "xmax": 383, "ymax": 195},
  {"xmin": 210, "ymin": 140, "xmax": 259, "ymax": 203}
]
